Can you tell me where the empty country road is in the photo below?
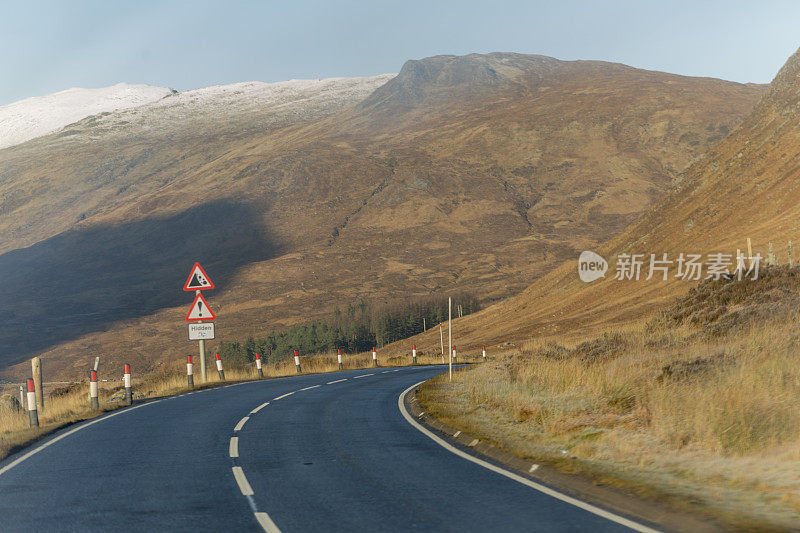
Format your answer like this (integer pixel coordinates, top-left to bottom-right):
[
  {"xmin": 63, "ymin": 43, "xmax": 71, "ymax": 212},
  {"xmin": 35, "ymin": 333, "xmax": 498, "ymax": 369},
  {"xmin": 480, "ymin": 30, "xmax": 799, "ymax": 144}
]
[{"xmin": 0, "ymin": 366, "xmax": 654, "ymax": 532}]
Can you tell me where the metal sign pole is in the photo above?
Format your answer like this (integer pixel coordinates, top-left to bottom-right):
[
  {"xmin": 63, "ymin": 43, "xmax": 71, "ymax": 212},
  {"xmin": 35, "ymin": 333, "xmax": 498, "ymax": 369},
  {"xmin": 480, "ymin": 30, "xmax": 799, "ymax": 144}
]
[
  {"xmin": 199, "ymin": 337, "xmax": 207, "ymax": 383},
  {"xmin": 196, "ymin": 289, "xmax": 207, "ymax": 382}
]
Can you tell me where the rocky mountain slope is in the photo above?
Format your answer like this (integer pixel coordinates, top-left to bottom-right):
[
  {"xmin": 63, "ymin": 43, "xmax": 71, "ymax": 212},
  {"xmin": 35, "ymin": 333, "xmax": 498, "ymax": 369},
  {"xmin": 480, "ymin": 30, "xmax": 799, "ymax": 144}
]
[
  {"xmin": 0, "ymin": 53, "xmax": 765, "ymax": 379},
  {"xmin": 432, "ymin": 47, "xmax": 800, "ymax": 353}
]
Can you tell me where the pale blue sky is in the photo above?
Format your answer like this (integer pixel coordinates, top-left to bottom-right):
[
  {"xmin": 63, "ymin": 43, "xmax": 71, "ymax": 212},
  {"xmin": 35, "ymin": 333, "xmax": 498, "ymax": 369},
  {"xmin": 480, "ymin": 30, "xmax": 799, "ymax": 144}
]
[{"xmin": 1, "ymin": 0, "xmax": 798, "ymax": 105}]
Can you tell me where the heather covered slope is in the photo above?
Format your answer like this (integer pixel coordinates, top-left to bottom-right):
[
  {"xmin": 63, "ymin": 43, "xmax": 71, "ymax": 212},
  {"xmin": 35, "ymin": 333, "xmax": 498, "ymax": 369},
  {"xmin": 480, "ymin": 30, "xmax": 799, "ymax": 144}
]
[
  {"xmin": 425, "ymin": 46, "xmax": 800, "ymax": 357},
  {"xmin": 0, "ymin": 54, "xmax": 764, "ymax": 379}
]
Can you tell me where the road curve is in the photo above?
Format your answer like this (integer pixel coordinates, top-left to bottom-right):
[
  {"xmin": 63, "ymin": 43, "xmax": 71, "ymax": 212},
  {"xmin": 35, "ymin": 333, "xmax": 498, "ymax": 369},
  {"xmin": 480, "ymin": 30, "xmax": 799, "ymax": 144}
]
[{"xmin": 0, "ymin": 366, "xmax": 649, "ymax": 532}]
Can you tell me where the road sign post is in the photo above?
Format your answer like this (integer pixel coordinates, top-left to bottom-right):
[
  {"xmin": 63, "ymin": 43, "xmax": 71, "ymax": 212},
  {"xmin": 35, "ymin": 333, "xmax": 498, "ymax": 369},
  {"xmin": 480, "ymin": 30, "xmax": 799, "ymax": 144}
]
[
  {"xmin": 199, "ymin": 323, "xmax": 207, "ymax": 383},
  {"xmin": 183, "ymin": 263, "xmax": 216, "ymax": 384}
]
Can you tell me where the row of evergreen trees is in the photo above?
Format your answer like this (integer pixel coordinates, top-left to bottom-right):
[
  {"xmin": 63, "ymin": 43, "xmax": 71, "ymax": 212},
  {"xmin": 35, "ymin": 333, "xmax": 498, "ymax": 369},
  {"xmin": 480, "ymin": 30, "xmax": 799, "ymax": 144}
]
[{"xmin": 216, "ymin": 293, "xmax": 479, "ymax": 365}]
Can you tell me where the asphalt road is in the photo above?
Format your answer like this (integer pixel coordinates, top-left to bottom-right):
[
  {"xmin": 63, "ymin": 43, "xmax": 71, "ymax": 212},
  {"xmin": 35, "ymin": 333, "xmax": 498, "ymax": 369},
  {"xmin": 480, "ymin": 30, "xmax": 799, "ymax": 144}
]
[{"xmin": 0, "ymin": 366, "xmax": 651, "ymax": 532}]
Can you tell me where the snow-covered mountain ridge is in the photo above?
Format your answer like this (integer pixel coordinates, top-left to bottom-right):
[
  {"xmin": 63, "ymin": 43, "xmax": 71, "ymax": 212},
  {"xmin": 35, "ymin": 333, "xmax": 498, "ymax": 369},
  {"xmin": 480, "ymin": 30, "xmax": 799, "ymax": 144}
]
[
  {"xmin": 0, "ymin": 83, "xmax": 174, "ymax": 149},
  {"xmin": 0, "ymin": 75, "xmax": 396, "ymax": 150}
]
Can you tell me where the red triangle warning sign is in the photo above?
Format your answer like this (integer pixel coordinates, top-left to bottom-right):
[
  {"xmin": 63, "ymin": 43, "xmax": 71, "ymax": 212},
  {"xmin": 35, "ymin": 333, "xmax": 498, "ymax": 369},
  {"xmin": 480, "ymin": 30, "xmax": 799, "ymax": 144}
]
[
  {"xmin": 185, "ymin": 292, "xmax": 216, "ymax": 322},
  {"xmin": 183, "ymin": 263, "xmax": 215, "ymax": 291}
]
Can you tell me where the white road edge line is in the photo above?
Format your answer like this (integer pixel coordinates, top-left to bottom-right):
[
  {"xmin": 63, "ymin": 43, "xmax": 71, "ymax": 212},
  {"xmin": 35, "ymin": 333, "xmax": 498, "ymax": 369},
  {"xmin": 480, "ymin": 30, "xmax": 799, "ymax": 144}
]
[
  {"xmin": 229, "ymin": 437, "xmax": 239, "ymax": 458},
  {"xmin": 300, "ymin": 385, "xmax": 320, "ymax": 391},
  {"xmin": 353, "ymin": 373, "xmax": 374, "ymax": 379},
  {"xmin": 327, "ymin": 378, "xmax": 347, "ymax": 385},
  {"xmin": 251, "ymin": 402, "xmax": 270, "ymax": 414},
  {"xmin": 273, "ymin": 392, "xmax": 294, "ymax": 400},
  {"xmin": 234, "ymin": 417, "xmax": 249, "ymax": 432},
  {"xmin": 0, "ymin": 399, "xmax": 163, "ymax": 478},
  {"xmin": 232, "ymin": 466, "xmax": 254, "ymax": 496},
  {"xmin": 398, "ymin": 381, "xmax": 660, "ymax": 533},
  {"xmin": 255, "ymin": 511, "xmax": 282, "ymax": 533}
]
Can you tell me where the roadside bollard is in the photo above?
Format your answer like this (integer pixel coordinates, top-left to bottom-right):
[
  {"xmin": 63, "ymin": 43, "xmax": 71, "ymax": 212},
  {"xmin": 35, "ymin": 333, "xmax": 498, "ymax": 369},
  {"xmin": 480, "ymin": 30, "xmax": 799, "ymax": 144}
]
[
  {"xmin": 412, "ymin": 344, "xmax": 417, "ymax": 364},
  {"xmin": 482, "ymin": 346, "xmax": 486, "ymax": 361},
  {"xmin": 26, "ymin": 379, "xmax": 38, "ymax": 428},
  {"xmin": 89, "ymin": 370, "xmax": 99, "ymax": 410},
  {"xmin": 216, "ymin": 353, "xmax": 225, "ymax": 381},
  {"xmin": 187, "ymin": 355, "xmax": 194, "ymax": 388},
  {"xmin": 372, "ymin": 347, "xmax": 378, "ymax": 367},
  {"xmin": 453, "ymin": 345, "xmax": 457, "ymax": 363},
  {"xmin": 294, "ymin": 350, "xmax": 302, "ymax": 373},
  {"xmin": 256, "ymin": 353, "xmax": 263, "ymax": 378},
  {"xmin": 337, "ymin": 349, "xmax": 343, "ymax": 370},
  {"xmin": 123, "ymin": 364, "xmax": 132, "ymax": 405}
]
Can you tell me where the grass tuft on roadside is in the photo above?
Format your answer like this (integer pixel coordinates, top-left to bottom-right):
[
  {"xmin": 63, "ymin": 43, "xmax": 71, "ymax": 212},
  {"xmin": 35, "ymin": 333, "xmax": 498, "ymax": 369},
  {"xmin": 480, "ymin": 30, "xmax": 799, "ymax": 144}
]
[{"xmin": 418, "ymin": 268, "xmax": 800, "ymax": 530}]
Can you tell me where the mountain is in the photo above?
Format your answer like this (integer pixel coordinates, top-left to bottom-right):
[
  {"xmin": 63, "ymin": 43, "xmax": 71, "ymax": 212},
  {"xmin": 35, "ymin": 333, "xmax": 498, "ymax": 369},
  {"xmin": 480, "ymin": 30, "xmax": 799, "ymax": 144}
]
[
  {"xmin": 434, "ymin": 47, "xmax": 800, "ymax": 352},
  {"xmin": 0, "ymin": 54, "xmax": 765, "ymax": 380},
  {"xmin": 0, "ymin": 83, "xmax": 175, "ymax": 149}
]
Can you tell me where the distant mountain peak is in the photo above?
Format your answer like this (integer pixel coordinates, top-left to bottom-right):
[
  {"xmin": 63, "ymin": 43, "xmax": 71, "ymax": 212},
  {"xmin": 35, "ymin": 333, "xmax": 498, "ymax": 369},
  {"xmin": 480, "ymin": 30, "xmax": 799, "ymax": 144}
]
[
  {"xmin": 760, "ymin": 46, "xmax": 800, "ymax": 112},
  {"xmin": 359, "ymin": 52, "xmax": 565, "ymax": 111}
]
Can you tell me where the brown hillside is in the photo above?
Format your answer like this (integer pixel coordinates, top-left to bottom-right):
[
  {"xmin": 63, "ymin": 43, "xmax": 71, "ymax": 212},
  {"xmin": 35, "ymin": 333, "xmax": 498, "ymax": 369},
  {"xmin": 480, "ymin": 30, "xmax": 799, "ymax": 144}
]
[
  {"xmin": 0, "ymin": 53, "xmax": 764, "ymax": 380},
  {"xmin": 431, "ymin": 47, "xmax": 800, "ymax": 355}
]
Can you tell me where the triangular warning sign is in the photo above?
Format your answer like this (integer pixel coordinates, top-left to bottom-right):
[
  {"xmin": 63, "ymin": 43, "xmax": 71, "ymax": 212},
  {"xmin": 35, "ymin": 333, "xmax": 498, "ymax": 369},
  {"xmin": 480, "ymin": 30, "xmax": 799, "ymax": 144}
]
[
  {"xmin": 183, "ymin": 263, "xmax": 215, "ymax": 291},
  {"xmin": 185, "ymin": 292, "xmax": 216, "ymax": 321}
]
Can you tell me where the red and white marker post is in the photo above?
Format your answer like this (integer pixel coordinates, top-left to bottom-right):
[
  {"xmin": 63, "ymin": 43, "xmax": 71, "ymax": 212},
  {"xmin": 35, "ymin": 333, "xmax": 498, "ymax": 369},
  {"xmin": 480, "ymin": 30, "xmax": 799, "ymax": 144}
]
[
  {"xmin": 294, "ymin": 350, "xmax": 302, "ymax": 373},
  {"xmin": 187, "ymin": 355, "xmax": 194, "ymax": 388},
  {"xmin": 452, "ymin": 345, "xmax": 457, "ymax": 363},
  {"xmin": 372, "ymin": 347, "xmax": 378, "ymax": 368},
  {"xmin": 337, "ymin": 349, "xmax": 343, "ymax": 370},
  {"xmin": 26, "ymin": 378, "xmax": 38, "ymax": 428},
  {"xmin": 412, "ymin": 344, "xmax": 417, "ymax": 364},
  {"xmin": 215, "ymin": 353, "xmax": 225, "ymax": 381},
  {"xmin": 123, "ymin": 364, "xmax": 132, "ymax": 405},
  {"xmin": 89, "ymin": 370, "xmax": 99, "ymax": 410},
  {"xmin": 255, "ymin": 353, "xmax": 263, "ymax": 378},
  {"xmin": 482, "ymin": 346, "xmax": 486, "ymax": 361}
]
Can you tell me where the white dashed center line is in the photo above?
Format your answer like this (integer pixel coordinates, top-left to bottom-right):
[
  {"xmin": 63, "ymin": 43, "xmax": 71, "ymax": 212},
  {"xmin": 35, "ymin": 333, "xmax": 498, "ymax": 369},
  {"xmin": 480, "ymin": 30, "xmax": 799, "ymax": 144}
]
[
  {"xmin": 229, "ymin": 370, "xmax": 414, "ymax": 532},
  {"xmin": 229, "ymin": 437, "xmax": 239, "ymax": 458},
  {"xmin": 250, "ymin": 402, "xmax": 269, "ymax": 414},
  {"xmin": 234, "ymin": 417, "xmax": 249, "ymax": 432},
  {"xmin": 232, "ymin": 466, "xmax": 254, "ymax": 496},
  {"xmin": 255, "ymin": 512, "xmax": 281, "ymax": 533}
]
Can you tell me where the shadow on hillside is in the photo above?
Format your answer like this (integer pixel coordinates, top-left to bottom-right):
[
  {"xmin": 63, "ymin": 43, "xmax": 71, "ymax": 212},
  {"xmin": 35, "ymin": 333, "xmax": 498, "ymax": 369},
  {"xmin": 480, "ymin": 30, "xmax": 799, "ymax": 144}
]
[{"xmin": 0, "ymin": 199, "xmax": 279, "ymax": 368}]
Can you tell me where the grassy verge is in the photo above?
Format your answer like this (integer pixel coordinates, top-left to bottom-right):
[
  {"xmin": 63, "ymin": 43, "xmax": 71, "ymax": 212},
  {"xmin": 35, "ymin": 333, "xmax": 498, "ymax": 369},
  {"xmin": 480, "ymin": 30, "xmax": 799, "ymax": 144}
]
[
  {"xmin": 418, "ymin": 269, "xmax": 800, "ymax": 531},
  {"xmin": 0, "ymin": 351, "xmax": 462, "ymax": 462}
]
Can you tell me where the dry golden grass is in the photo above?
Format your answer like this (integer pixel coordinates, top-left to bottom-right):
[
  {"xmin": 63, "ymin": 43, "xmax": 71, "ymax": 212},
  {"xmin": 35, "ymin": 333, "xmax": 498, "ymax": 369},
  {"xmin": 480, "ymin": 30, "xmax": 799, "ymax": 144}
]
[
  {"xmin": 0, "ymin": 350, "xmax": 461, "ymax": 462},
  {"xmin": 419, "ymin": 315, "xmax": 800, "ymax": 530}
]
